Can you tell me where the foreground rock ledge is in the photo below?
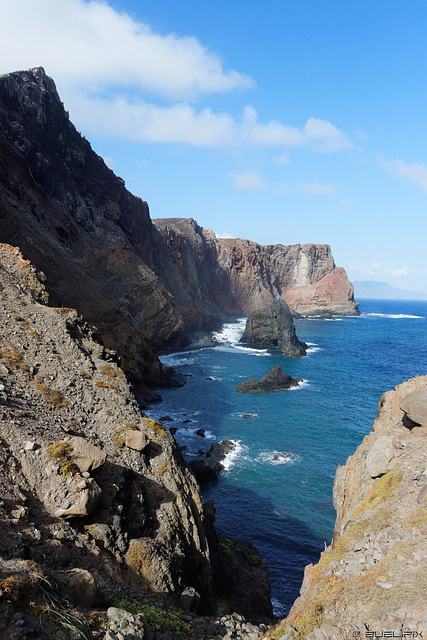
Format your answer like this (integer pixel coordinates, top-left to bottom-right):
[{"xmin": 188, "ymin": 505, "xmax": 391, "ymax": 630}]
[{"xmin": 269, "ymin": 374, "xmax": 427, "ymax": 639}]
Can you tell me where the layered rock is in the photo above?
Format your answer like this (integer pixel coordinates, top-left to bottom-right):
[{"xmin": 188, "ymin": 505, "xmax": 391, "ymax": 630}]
[
  {"xmin": 272, "ymin": 375, "xmax": 427, "ymax": 638},
  {"xmin": 235, "ymin": 365, "xmax": 302, "ymax": 393},
  {"xmin": 0, "ymin": 243, "xmax": 272, "ymax": 619},
  {"xmin": 240, "ymin": 299, "xmax": 307, "ymax": 356}
]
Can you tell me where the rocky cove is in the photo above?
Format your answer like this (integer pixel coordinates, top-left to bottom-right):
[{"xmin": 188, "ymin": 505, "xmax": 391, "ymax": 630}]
[{"xmin": 0, "ymin": 66, "xmax": 426, "ymax": 640}]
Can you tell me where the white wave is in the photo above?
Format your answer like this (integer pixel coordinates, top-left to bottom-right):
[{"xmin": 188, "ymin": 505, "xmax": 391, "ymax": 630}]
[
  {"xmin": 212, "ymin": 318, "xmax": 247, "ymax": 345},
  {"xmin": 159, "ymin": 350, "xmax": 197, "ymax": 367},
  {"xmin": 215, "ymin": 344, "xmax": 269, "ymax": 356},
  {"xmin": 289, "ymin": 379, "xmax": 309, "ymax": 390},
  {"xmin": 362, "ymin": 312, "xmax": 423, "ymax": 319},
  {"xmin": 180, "ymin": 427, "xmax": 216, "ymax": 440},
  {"xmin": 305, "ymin": 342, "xmax": 318, "ymax": 346},
  {"xmin": 222, "ymin": 440, "xmax": 248, "ymax": 471},
  {"xmin": 256, "ymin": 450, "xmax": 301, "ymax": 465},
  {"xmin": 272, "ymin": 598, "xmax": 288, "ymax": 617}
]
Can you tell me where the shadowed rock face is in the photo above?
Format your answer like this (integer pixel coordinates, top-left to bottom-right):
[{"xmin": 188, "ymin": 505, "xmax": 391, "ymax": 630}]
[
  {"xmin": 239, "ymin": 299, "xmax": 307, "ymax": 357},
  {"xmin": 0, "ymin": 242, "xmax": 273, "ymax": 619}
]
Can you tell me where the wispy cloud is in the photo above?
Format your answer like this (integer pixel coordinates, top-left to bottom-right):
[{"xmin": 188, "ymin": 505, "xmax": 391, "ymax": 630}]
[
  {"xmin": 378, "ymin": 155, "xmax": 427, "ymax": 193},
  {"xmin": 215, "ymin": 232, "xmax": 234, "ymax": 239},
  {"xmin": 228, "ymin": 170, "xmax": 268, "ymax": 191},
  {"xmin": 349, "ymin": 261, "xmax": 410, "ymax": 278},
  {"xmin": 298, "ymin": 182, "xmax": 339, "ymax": 196}
]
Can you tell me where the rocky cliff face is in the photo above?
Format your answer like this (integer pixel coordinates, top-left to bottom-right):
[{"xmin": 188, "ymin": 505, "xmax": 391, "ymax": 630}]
[
  {"xmin": 0, "ymin": 67, "xmax": 357, "ymax": 397},
  {"xmin": 0, "ymin": 243, "xmax": 272, "ymax": 626},
  {"xmin": 268, "ymin": 375, "xmax": 427, "ymax": 639},
  {"xmin": 154, "ymin": 219, "xmax": 359, "ymax": 320}
]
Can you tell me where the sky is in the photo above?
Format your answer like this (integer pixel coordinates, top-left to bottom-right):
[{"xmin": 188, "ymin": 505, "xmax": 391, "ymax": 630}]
[{"xmin": 1, "ymin": 0, "xmax": 427, "ymax": 292}]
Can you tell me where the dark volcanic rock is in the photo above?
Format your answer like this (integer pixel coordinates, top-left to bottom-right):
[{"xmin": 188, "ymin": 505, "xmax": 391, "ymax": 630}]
[
  {"xmin": 235, "ymin": 365, "xmax": 302, "ymax": 393},
  {"xmin": 189, "ymin": 441, "xmax": 235, "ymax": 482},
  {"xmin": 240, "ymin": 299, "xmax": 307, "ymax": 357}
]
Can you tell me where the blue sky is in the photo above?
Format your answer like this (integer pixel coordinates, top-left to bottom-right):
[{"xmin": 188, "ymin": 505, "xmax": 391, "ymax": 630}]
[{"xmin": 1, "ymin": 0, "xmax": 427, "ymax": 292}]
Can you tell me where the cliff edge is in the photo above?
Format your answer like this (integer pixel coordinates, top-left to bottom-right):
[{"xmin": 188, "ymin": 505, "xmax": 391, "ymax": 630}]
[{"xmin": 266, "ymin": 375, "xmax": 427, "ymax": 639}]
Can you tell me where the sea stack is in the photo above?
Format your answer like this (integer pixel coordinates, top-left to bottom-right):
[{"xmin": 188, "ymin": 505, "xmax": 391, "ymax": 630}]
[{"xmin": 240, "ymin": 299, "xmax": 307, "ymax": 357}]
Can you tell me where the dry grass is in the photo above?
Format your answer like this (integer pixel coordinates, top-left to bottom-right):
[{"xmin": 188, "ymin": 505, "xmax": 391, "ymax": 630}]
[
  {"xmin": 99, "ymin": 364, "xmax": 125, "ymax": 381},
  {"xmin": 352, "ymin": 471, "xmax": 403, "ymax": 518},
  {"xmin": 0, "ymin": 344, "xmax": 29, "ymax": 371}
]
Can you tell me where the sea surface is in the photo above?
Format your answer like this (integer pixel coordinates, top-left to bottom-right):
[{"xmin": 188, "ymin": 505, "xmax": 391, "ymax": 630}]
[{"xmin": 147, "ymin": 299, "xmax": 427, "ymax": 615}]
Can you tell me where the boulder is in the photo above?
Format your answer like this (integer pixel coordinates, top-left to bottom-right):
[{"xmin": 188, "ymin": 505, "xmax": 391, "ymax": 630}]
[
  {"xmin": 235, "ymin": 365, "xmax": 302, "ymax": 393},
  {"xmin": 61, "ymin": 568, "xmax": 99, "ymax": 608},
  {"xmin": 365, "ymin": 436, "xmax": 394, "ymax": 478},
  {"xmin": 399, "ymin": 390, "xmax": 427, "ymax": 427},
  {"xmin": 69, "ymin": 436, "xmax": 106, "ymax": 472},
  {"xmin": 44, "ymin": 475, "xmax": 102, "ymax": 519},
  {"xmin": 125, "ymin": 430, "xmax": 149, "ymax": 451},
  {"xmin": 240, "ymin": 299, "xmax": 307, "ymax": 357},
  {"xmin": 189, "ymin": 441, "xmax": 236, "ymax": 482}
]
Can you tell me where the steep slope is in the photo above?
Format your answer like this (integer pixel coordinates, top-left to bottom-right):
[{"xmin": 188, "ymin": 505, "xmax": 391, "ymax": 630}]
[
  {"xmin": 0, "ymin": 243, "xmax": 272, "ymax": 623},
  {"xmin": 0, "ymin": 67, "xmax": 184, "ymax": 394},
  {"xmin": 268, "ymin": 375, "xmax": 427, "ymax": 639}
]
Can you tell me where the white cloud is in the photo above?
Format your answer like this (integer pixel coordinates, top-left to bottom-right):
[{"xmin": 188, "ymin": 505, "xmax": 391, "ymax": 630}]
[
  {"xmin": 229, "ymin": 171, "xmax": 268, "ymax": 191},
  {"xmin": 216, "ymin": 232, "xmax": 234, "ymax": 239},
  {"xmin": 0, "ymin": 0, "xmax": 253, "ymax": 100},
  {"xmin": 349, "ymin": 261, "xmax": 410, "ymax": 278},
  {"xmin": 298, "ymin": 182, "xmax": 338, "ymax": 196},
  {"xmin": 338, "ymin": 200, "xmax": 355, "ymax": 211},
  {"xmin": 273, "ymin": 151, "xmax": 291, "ymax": 165},
  {"xmin": 0, "ymin": 0, "xmax": 356, "ymax": 154},
  {"xmin": 378, "ymin": 155, "xmax": 427, "ymax": 193}
]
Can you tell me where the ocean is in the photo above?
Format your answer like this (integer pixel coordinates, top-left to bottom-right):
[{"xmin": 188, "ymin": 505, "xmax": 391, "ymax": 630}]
[{"xmin": 147, "ymin": 299, "xmax": 427, "ymax": 616}]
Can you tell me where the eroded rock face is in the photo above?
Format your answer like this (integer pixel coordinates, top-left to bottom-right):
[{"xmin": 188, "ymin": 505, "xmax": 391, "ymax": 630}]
[
  {"xmin": 278, "ymin": 374, "xmax": 427, "ymax": 638},
  {"xmin": 240, "ymin": 299, "xmax": 307, "ymax": 356}
]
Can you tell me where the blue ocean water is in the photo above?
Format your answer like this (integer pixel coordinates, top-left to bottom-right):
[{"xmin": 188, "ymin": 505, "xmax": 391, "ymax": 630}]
[{"xmin": 147, "ymin": 299, "xmax": 427, "ymax": 615}]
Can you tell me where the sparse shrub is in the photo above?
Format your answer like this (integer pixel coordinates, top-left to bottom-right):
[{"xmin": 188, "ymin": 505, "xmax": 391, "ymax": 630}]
[
  {"xmin": 141, "ymin": 417, "xmax": 166, "ymax": 438},
  {"xmin": 102, "ymin": 589, "xmax": 190, "ymax": 635},
  {"xmin": 99, "ymin": 364, "xmax": 125, "ymax": 381},
  {"xmin": 157, "ymin": 462, "xmax": 168, "ymax": 477},
  {"xmin": 47, "ymin": 441, "xmax": 72, "ymax": 462},
  {"xmin": 82, "ymin": 372, "xmax": 93, "ymax": 380},
  {"xmin": 36, "ymin": 380, "xmax": 69, "ymax": 408},
  {"xmin": 95, "ymin": 380, "xmax": 109, "ymax": 389},
  {"xmin": 219, "ymin": 537, "xmax": 235, "ymax": 561},
  {"xmin": 248, "ymin": 554, "xmax": 261, "ymax": 567},
  {"xmin": 0, "ymin": 344, "xmax": 29, "ymax": 371}
]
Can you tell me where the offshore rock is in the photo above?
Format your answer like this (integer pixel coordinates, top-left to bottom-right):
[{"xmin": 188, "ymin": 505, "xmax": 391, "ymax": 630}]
[
  {"xmin": 235, "ymin": 365, "xmax": 302, "ymax": 393},
  {"xmin": 240, "ymin": 299, "xmax": 307, "ymax": 356},
  {"xmin": 189, "ymin": 441, "xmax": 236, "ymax": 483}
]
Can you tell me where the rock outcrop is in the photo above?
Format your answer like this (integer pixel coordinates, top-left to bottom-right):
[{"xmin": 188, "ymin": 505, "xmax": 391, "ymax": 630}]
[
  {"xmin": 240, "ymin": 299, "xmax": 307, "ymax": 357},
  {"xmin": 0, "ymin": 243, "xmax": 272, "ymax": 622},
  {"xmin": 235, "ymin": 365, "xmax": 302, "ymax": 393},
  {"xmin": 270, "ymin": 375, "xmax": 427, "ymax": 639},
  {"xmin": 189, "ymin": 441, "xmax": 236, "ymax": 482}
]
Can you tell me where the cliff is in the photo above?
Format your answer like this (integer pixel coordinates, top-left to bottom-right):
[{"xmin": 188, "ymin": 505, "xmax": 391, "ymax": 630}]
[
  {"xmin": 0, "ymin": 243, "xmax": 272, "ymax": 637},
  {"xmin": 154, "ymin": 218, "xmax": 359, "ymax": 319},
  {"xmin": 267, "ymin": 375, "xmax": 427, "ymax": 639},
  {"xmin": 0, "ymin": 67, "xmax": 357, "ymax": 397}
]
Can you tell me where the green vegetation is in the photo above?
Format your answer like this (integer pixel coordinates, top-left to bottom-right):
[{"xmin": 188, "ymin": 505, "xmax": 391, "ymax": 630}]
[
  {"xmin": 103, "ymin": 589, "xmax": 190, "ymax": 635},
  {"xmin": 352, "ymin": 471, "xmax": 403, "ymax": 518},
  {"xmin": 141, "ymin": 417, "xmax": 166, "ymax": 438},
  {"xmin": 248, "ymin": 554, "xmax": 262, "ymax": 567},
  {"xmin": 219, "ymin": 537, "xmax": 236, "ymax": 562}
]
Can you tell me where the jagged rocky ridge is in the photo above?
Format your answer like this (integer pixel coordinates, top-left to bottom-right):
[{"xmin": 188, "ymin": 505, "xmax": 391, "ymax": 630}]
[
  {"xmin": 0, "ymin": 243, "xmax": 272, "ymax": 634},
  {"xmin": 268, "ymin": 375, "xmax": 427, "ymax": 639},
  {"xmin": 0, "ymin": 67, "xmax": 358, "ymax": 396}
]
